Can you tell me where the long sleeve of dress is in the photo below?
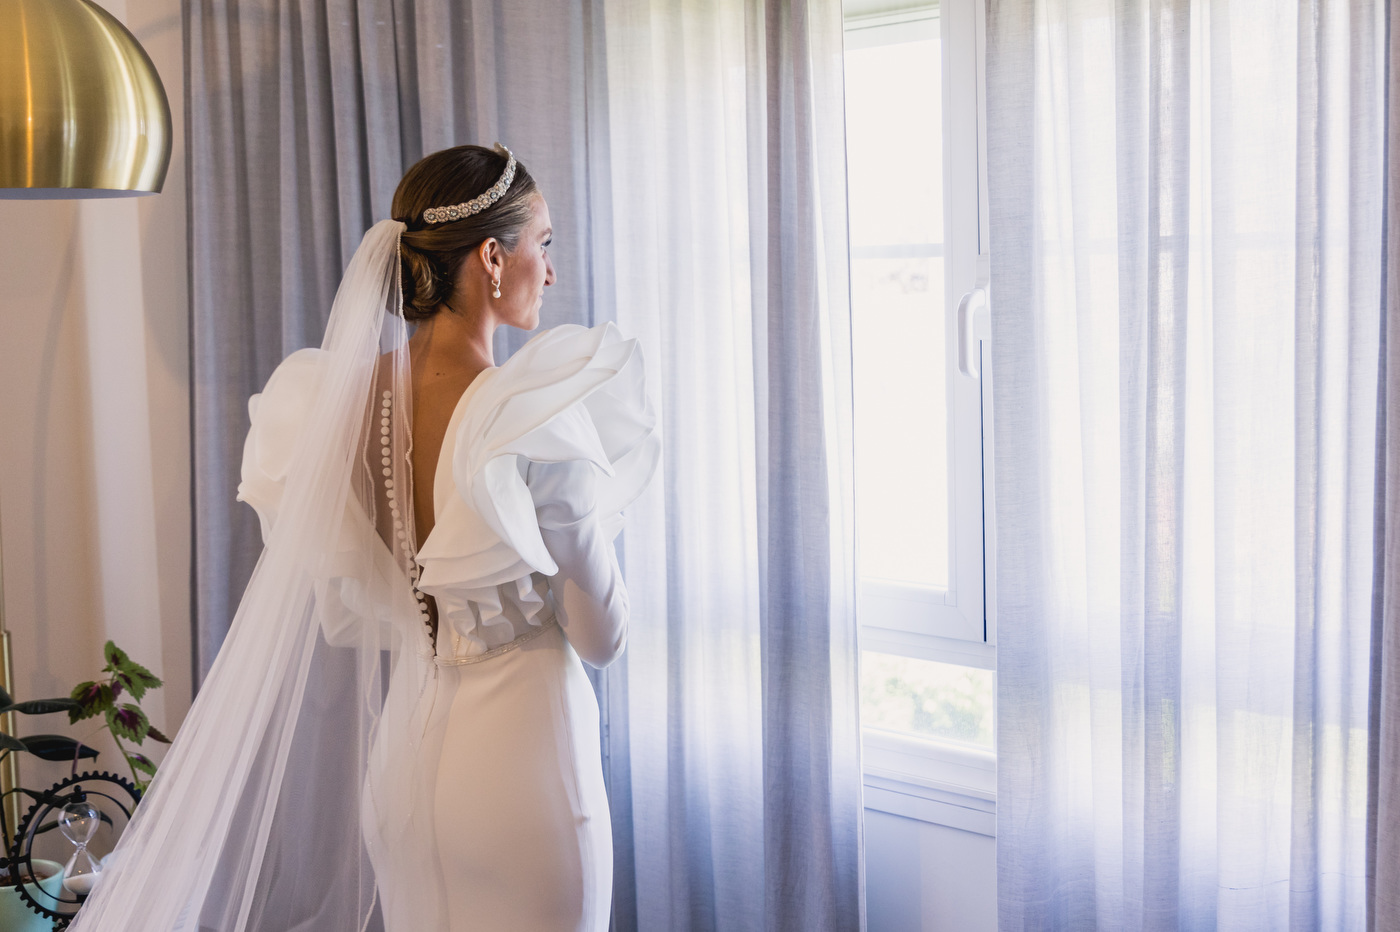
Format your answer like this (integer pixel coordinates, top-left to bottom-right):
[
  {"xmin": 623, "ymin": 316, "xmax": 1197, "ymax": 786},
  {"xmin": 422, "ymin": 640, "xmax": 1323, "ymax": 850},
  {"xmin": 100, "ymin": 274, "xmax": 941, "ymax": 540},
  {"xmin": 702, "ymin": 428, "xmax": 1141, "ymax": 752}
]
[{"xmin": 528, "ymin": 460, "xmax": 628, "ymax": 668}]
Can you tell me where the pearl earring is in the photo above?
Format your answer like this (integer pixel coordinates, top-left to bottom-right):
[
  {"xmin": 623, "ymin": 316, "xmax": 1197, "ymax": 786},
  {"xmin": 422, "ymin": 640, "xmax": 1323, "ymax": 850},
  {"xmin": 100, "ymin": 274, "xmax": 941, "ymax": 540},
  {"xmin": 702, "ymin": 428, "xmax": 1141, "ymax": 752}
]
[{"xmin": 492, "ymin": 278, "xmax": 501, "ymax": 299}]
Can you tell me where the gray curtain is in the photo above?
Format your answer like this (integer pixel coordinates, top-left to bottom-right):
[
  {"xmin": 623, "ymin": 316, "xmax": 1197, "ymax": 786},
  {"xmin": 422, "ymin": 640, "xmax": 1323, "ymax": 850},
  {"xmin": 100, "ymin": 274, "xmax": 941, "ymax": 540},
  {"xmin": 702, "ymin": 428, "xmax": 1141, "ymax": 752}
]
[
  {"xmin": 187, "ymin": 1, "xmax": 864, "ymax": 929},
  {"xmin": 1368, "ymin": 4, "xmax": 1400, "ymax": 929},
  {"xmin": 988, "ymin": 0, "xmax": 1386, "ymax": 928},
  {"xmin": 189, "ymin": 0, "xmax": 608, "ymax": 673}
]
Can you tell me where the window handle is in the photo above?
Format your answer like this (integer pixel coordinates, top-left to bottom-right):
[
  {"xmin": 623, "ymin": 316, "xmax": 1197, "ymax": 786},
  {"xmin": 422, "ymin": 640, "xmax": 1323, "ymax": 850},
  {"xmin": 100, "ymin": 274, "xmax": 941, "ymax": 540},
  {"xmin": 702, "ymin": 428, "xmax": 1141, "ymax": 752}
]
[{"xmin": 957, "ymin": 286, "xmax": 990, "ymax": 379}]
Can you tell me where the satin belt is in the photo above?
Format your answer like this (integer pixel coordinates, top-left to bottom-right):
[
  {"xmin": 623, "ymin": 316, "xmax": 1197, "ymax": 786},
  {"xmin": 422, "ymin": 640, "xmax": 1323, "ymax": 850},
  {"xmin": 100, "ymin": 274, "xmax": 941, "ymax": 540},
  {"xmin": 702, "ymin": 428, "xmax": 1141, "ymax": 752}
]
[{"xmin": 436, "ymin": 614, "xmax": 560, "ymax": 667}]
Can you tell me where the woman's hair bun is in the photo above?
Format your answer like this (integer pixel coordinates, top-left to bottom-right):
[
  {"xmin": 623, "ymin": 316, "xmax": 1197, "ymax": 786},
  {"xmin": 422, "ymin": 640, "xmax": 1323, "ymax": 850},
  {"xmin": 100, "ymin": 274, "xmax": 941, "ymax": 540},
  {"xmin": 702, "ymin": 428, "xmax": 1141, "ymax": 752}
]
[
  {"xmin": 391, "ymin": 145, "xmax": 539, "ymax": 322},
  {"xmin": 397, "ymin": 238, "xmax": 448, "ymax": 320}
]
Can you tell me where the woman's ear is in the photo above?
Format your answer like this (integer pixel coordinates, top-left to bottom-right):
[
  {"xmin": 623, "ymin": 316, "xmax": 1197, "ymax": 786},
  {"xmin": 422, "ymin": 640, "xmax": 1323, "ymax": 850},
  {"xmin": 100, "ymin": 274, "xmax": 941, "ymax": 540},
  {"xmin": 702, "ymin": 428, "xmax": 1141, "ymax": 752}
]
[{"xmin": 478, "ymin": 238, "xmax": 504, "ymax": 279}]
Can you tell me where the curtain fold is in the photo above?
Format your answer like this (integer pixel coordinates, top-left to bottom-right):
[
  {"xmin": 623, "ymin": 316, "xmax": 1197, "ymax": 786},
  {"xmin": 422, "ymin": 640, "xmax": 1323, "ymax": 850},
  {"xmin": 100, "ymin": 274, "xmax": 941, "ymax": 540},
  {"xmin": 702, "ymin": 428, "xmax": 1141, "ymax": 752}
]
[
  {"xmin": 598, "ymin": 0, "xmax": 862, "ymax": 926},
  {"xmin": 188, "ymin": 1, "xmax": 863, "ymax": 928},
  {"xmin": 989, "ymin": 0, "xmax": 1386, "ymax": 928},
  {"xmin": 1367, "ymin": 5, "xmax": 1399, "ymax": 929},
  {"xmin": 190, "ymin": 0, "xmax": 607, "ymax": 673}
]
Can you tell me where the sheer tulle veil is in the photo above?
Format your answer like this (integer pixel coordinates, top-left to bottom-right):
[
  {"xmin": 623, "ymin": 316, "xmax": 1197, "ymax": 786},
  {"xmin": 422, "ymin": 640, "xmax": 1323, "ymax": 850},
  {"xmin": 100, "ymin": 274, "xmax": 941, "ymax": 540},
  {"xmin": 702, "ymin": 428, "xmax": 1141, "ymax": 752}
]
[{"xmin": 70, "ymin": 219, "xmax": 428, "ymax": 931}]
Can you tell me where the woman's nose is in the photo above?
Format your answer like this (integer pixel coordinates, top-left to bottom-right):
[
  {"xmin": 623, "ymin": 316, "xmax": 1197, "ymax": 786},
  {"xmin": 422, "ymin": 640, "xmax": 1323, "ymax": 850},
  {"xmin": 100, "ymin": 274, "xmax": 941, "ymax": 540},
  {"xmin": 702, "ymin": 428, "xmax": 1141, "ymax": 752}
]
[{"xmin": 545, "ymin": 254, "xmax": 556, "ymax": 286}]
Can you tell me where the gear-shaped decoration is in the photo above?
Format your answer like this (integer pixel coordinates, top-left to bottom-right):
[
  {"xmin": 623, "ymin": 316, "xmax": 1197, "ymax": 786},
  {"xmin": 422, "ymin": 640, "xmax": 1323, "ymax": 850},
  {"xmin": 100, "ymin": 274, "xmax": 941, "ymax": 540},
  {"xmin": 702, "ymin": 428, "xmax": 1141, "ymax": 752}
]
[{"xmin": 5, "ymin": 770, "xmax": 141, "ymax": 929}]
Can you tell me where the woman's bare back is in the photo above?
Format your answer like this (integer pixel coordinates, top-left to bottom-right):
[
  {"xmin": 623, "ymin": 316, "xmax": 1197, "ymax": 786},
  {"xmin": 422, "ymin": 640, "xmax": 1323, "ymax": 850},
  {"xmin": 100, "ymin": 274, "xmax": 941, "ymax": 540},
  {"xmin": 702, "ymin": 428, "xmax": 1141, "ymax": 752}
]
[
  {"xmin": 371, "ymin": 343, "xmax": 485, "ymax": 648},
  {"xmin": 406, "ymin": 360, "xmax": 486, "ymax": 550}
]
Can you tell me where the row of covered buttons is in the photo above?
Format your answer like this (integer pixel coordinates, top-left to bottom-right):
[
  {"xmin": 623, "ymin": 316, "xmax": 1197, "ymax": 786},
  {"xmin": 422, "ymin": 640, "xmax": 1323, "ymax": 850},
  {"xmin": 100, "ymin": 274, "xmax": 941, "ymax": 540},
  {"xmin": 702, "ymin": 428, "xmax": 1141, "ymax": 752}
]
[{"xmin": 381, "ymin": 390, "xmax": 434, "ymax": 643}]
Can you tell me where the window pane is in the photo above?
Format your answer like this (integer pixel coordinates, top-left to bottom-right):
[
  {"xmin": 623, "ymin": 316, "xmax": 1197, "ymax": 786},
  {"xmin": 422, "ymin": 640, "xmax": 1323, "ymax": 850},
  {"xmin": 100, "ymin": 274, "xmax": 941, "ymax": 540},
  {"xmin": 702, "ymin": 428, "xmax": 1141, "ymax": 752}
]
[
  {"xmin": 845, "ymin": 19, "xmax": 949, "ymax": 590},
  {"xmin": 851, "ymin": 256, "xmax": 947, "ymax": 586},
  {"xmin": 860, "ymin": 651, "xmax": 993, "ymax": 747},
  {"xmin": 843, "ymin": 26, "xmax": 942, "ymax": 247}
]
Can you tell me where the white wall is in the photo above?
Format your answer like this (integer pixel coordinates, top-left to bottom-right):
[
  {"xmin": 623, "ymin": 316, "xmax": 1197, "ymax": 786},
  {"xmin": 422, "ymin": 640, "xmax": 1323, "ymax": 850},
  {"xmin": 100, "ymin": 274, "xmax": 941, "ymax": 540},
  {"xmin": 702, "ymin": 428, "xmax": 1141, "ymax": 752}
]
[
  {"xmin": 865, "ymin": 810, "xmax": 996, "ymax": 932},
  {"xmin": 0, "ymin": 0, "xmax": 190, "ymax": 790}
]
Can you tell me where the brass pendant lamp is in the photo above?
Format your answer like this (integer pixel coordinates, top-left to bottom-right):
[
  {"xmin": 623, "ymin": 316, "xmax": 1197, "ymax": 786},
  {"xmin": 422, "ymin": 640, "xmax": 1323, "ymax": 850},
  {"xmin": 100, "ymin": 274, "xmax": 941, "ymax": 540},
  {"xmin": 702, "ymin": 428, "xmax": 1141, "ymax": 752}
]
[{"xmin": 0, "ymin": 0, "xmax": 172, "ymax": 197}]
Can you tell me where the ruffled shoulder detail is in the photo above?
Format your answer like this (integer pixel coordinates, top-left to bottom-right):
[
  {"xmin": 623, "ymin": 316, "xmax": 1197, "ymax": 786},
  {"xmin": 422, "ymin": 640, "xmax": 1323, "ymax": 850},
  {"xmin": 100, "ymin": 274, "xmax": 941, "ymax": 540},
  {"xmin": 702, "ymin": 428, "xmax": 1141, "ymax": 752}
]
[
  {"xmin": 236, "ymin": 349, "xmax": 374, "ymax": 559},
  {"xmin": 237, "ymin": 348, "xmax": 325, "ymax": 542},
  {"xmin": 416, "ymin": 322, "xmax": 659, "ymax": 590},
  {"xmin": 236, "ymin": 347, "xmax": 412, "ymax": 648}
]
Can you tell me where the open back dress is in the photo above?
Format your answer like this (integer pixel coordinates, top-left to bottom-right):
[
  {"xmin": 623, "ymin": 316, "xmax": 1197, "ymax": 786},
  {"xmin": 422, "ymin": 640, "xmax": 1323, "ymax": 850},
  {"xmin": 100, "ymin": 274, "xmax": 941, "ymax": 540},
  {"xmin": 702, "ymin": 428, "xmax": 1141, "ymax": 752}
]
[{"xmin": 236, "ymin": 322, "xmax": 658, "ymax": 931}]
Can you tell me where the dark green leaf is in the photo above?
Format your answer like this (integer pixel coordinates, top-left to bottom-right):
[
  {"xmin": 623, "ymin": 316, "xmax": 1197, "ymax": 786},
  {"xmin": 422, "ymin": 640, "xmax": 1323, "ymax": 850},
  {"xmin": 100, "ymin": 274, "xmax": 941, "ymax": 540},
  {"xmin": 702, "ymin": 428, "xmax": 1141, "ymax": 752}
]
[
  {"xmin": 0, "ymin": 733, "xmax": 24, "ymax": 752},
  {"xmin": 118, "ymin": 664, "xmax": 161, "ymax": 700},
  {"xmin": 113, "ymin": 672, "xmax": 136, "ymax": 702},
  {"xmin": 0, "ymin": 687, "xmax": 11, "ymax": 708},
  {"xmin": 146, "ymin": 726, "xmax": 172, "ymax": 744},
  {"xmin": 106, "ymin": 704, "xmax": 149, "ymax": 743},
  {"xmin": 69, "ymin": 681, "xmax": 112, "ymax": 724},
  {"xmin": 104, "ymin": 643, "xmax": 162, "ymax": 698},
  {"xmin": 103, "ymin": 641, "xmax": 130, "ymax": 671},
  {"xmin": 129, "ymin": 753, "xmax": 157, "ymax": 776},
  {"xmin": 10, "ymin": 698, "xmax": 79, "ymax": 716},
  {"xmin": 20, "ymin": 735, "xmax": 98, "ymax": 762}
]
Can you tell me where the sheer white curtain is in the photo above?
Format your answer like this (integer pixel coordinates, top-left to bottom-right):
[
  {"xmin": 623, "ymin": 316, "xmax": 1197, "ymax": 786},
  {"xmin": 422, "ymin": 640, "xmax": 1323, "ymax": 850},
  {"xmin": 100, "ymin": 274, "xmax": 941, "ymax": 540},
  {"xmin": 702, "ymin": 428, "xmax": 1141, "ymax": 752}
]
[
  {"xmin": 1366, "ymin": 8, "xmax": 1400, "ymax": 927},
  {"xmin": 598, "ymin": 2, "xmax": 863, "ymax": 929},
  {"xmin": 987, "ymin": 0, "xmax": 1386, "ymax": 928}
]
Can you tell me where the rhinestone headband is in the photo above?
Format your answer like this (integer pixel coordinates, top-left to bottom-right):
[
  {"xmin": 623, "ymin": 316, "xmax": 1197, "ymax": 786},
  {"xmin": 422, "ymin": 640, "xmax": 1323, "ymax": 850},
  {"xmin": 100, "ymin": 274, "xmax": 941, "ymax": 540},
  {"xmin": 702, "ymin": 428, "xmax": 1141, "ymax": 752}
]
[{"xmin": 422, "ymin": 144, "xmax": 517, "ymax": 224}]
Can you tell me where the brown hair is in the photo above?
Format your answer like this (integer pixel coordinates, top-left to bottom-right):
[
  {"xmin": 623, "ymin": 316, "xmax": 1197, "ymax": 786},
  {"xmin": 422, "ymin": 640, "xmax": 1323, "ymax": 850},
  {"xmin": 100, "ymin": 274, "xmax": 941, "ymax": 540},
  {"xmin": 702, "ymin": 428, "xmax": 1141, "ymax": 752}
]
[{"xmin": 391, "ymin": 145, "xmax": 540, "ymax": 321}]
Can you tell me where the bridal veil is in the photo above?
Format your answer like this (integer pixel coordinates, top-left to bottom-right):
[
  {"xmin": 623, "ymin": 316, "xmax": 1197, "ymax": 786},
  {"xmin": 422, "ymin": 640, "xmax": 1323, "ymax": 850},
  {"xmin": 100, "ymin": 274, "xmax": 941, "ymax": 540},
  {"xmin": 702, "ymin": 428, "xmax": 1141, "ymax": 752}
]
[{"xmin": 70, "ymin": 219, "xmax": 425, "ymax": 931}]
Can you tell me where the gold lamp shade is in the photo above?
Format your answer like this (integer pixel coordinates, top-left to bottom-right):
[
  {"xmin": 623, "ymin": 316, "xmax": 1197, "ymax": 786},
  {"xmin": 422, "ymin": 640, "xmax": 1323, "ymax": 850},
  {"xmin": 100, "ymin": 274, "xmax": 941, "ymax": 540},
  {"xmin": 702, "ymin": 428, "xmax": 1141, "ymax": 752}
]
[{"xmin": 0, "ymin": 0, "xmax": 171, "ymax": 197}]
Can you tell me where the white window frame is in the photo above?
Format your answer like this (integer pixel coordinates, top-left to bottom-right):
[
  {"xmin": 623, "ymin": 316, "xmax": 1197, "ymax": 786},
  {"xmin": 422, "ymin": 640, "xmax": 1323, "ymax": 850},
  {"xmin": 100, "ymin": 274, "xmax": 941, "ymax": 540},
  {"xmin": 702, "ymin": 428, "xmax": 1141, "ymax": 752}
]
[{"xmin": 845, "ymin": 0, "xmax": 996, "ymax": 828}]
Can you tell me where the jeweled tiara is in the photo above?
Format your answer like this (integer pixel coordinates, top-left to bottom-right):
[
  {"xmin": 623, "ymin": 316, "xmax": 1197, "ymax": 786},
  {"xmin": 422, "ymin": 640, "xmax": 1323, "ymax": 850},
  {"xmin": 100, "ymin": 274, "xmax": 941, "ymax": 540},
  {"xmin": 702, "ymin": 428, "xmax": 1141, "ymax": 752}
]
[{"xmin": 422, "ymin": 144, "xmax": 517, "ymax": 224}]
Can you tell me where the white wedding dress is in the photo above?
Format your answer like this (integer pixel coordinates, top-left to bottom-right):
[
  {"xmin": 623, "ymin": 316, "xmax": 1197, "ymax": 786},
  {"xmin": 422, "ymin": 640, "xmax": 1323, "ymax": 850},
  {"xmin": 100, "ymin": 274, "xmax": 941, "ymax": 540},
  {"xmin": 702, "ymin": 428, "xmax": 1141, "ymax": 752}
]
[{"xmin": 237, "ymin": 321, "xmax": 658, "ymax": 932}]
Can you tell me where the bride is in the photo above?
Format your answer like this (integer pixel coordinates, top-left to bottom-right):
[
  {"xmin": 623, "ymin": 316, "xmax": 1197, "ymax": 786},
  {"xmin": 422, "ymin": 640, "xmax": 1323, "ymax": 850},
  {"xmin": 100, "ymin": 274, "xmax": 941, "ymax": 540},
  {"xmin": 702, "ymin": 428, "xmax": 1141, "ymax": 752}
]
[{"xmin": 68, "ymin": 144, "xmax": 659, "ymax": 931}]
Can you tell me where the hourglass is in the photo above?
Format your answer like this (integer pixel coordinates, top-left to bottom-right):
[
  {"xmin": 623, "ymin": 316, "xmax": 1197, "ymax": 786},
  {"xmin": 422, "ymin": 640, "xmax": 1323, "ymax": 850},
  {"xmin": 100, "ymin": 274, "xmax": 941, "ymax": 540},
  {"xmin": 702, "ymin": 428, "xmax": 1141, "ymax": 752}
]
[{"xmin": 58, "ymin": 799, "xmax": 103, "ymax": 895}]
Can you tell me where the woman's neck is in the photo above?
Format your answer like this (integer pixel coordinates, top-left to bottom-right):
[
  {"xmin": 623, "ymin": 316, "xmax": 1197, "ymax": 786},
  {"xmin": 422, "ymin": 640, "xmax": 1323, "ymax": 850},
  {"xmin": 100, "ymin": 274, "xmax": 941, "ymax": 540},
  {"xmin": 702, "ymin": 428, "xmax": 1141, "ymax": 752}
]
[{"xmin": 409, "ymin": 302, "xmax": 496, "ymax": 375}]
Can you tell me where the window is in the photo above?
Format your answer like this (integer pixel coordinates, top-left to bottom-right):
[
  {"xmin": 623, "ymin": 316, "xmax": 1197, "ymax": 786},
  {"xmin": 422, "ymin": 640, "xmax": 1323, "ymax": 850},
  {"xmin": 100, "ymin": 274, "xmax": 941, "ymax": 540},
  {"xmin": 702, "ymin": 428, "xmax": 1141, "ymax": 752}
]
[{"xmin": 843, "ymin": 0, "xmax": 995, "ymax": 821}]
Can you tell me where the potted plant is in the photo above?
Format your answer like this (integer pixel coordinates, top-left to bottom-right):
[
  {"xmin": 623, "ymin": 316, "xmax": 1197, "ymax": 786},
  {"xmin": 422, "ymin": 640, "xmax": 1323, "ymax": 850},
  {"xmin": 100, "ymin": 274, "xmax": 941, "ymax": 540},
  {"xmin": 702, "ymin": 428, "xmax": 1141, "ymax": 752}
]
[
  {"xmin": 63, "ymin": 641, "xmax": 170, "ymax": 793},
  {"xmin": 0, "ymin": 642, "xmax": 169, "ymax": 930}
]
